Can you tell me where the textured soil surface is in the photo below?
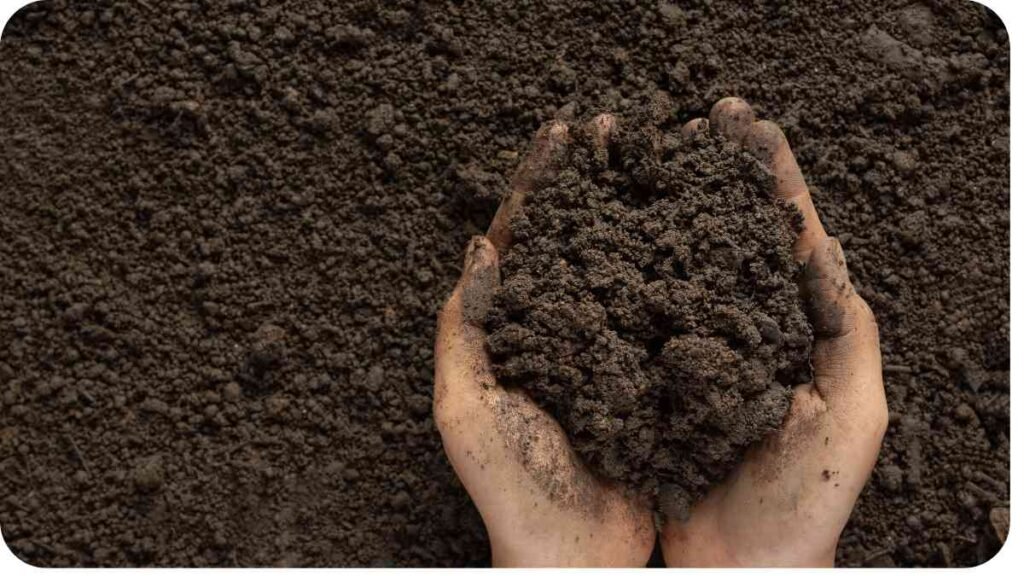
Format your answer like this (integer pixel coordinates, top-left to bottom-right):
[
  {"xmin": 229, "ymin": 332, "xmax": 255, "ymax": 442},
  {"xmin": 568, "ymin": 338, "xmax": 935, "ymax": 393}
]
[
  {"xmin": 487, "ymin": 116, "xmax": 811, "ymax": 512},
  {"xmin": 0, "ymin": 0, "xmax": 1009, "ymax": 568}
]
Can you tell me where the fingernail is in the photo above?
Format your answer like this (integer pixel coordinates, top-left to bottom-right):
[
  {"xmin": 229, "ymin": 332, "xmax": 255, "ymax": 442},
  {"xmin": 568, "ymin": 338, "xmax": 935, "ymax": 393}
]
[
  {"xmin": 595, "ymin": 113, "xmax": 616, "ymax": 135},
  {"xmin": 465, "ymin": 236, "xmax": 496, "ymax": 274},
  {"xmin": 548, "ymin": 121, "xmax": 570, "ymax": 141},
  {"xmin": 464, "ymin": 236, "xmax": 484, "ymax": 269}
]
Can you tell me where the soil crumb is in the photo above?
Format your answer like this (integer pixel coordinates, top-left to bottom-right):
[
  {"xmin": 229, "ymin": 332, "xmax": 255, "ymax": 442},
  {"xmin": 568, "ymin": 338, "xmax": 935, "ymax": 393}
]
[{"xmin": 486, "ymin": 112, "xmax": 812, "ymax": 510}]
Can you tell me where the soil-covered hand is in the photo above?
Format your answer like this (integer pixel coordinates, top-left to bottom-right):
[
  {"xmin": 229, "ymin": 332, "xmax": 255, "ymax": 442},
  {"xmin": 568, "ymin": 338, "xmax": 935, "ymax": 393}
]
[
  {"xmin": 659, "ymin": 97, "xmax": 888, "ymax": 567},
  {"xmin": 434, "ymin": 118, "xmax": 655, "ymax": 567}
]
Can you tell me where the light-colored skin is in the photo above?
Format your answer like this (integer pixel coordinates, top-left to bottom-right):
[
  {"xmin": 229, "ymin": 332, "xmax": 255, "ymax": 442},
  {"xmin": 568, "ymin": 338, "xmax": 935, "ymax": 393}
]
[
  {"xmin": 434, "ymin": 119, "xmax": 655, "ymax": 567},
  {"xmin": 662, "ymin": 97, "xmax": 888, "ymax": 567},
  {"xmin": 434, "ymin": 97, "xmax": 887, "ymax": 567}
]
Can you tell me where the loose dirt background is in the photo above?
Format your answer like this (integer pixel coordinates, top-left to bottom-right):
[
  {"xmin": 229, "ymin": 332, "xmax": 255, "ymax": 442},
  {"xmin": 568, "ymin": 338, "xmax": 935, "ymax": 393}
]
[{"xmin": 0, "ymin": 0, "xmax": 1009, "ymax": 567}]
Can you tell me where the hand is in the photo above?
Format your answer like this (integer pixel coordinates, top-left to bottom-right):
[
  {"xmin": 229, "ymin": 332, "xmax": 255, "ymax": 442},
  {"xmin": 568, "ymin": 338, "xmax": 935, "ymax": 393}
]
[
  {"xmin": 659, "ymin": 97, "xmax": 888, "ymax": 567},
  {"xmin": 433, "ymin": 117, "xmax": 655, "ymax": 567}
]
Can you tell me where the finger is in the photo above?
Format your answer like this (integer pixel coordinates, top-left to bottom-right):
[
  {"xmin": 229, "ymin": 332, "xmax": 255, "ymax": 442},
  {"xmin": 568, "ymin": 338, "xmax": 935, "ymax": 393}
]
[
  {"xmin": 509, "ymin": 120, "xmax": 571, "ymax": 196},
  {"xmin": 455, "ymin": 235, "xmax": 501, "ymax": 329},
  {"xmin": 589, "ymin": 112, "xmax": 617, "ymax": 150},
  {"xmin": 579, "ymin": 113, "xmax": 616, "ymax": 168},
  {"xmin": 585, "ymin": 113, "xmax": 617, "ymax": 166},
  {"xmin": 435, "ymin": 236, "xmax": 500, "ymax": 410},
  {"xmin": 744, "ymin": 120, "xmax": 827, "ymax": 262},
  {"xmin": 801, "ymin": 237, "xmax": 885, "ymax": 413},
  {"xmin": 680, "ymin": 117, "xmax": 708, "ymax": 142},
  {"xmin": 708, "ymin": 97, "xmax": 754, "ymax": 144},
  {"xmin": 487, "ymin": 121, "xmax": 570, "ymax": 253}
]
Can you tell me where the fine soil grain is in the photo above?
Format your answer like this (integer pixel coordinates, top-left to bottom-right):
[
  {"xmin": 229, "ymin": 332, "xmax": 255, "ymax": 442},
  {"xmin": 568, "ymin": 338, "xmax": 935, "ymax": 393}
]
[
  {"xmin": 0, "ymin": 0, "xmax": 1009, "ymax": 568},
  {"xmin": 487, "ymin": 116, "xmax": 812, "ymax": 512}
]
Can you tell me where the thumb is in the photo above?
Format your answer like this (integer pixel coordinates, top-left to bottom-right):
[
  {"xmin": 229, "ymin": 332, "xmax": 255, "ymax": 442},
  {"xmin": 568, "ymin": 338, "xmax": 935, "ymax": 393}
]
[
  {"xmin": 454, "ymin": 235, "xmax": 500, "ymax": 329},
  {"xmin": 435, "ymin": 236, "xmax": 500, "ymax": 411},
  {"xmin": 801, "ymin": 237, "xmax": 884, "ymax": 411}
]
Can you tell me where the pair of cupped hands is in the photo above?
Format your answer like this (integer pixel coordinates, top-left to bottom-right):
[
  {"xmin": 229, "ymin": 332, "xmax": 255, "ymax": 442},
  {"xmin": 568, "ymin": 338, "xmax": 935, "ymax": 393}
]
[{"xmin": 433, "ymin": 98, "xmax": 888, "ymax": 567}]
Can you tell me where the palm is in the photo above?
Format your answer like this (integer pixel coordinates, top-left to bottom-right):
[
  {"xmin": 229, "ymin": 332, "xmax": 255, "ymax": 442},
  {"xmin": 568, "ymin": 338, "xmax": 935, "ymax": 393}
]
[
  {"xmin": 661, "ymin": 98, "xmax": 887, "ymax": 567},
  {"xmin": 433, "ymin": 118, "xmax": 654, "ymax": 567}
]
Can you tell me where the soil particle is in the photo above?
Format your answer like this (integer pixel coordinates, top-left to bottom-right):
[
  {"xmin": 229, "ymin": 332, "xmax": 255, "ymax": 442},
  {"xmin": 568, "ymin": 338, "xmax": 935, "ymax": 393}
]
[
  {"xmin": 132, "ymin": 457, "xmax": 165, "ymax": 493},
  {"xmin": 897, "ymin": 4, "xmax": 940, "ymax": 47},
  {"xmin": 860, "ymin": 26, "xmax": 950, "ymax": 85}
]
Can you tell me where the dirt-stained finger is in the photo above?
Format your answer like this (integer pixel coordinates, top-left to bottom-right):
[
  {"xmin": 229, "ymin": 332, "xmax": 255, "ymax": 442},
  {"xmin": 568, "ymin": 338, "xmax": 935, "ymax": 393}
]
[
  {"xmin": 709, "ymin": 97, "xmax": 754, "ymax": 143},
  {"xmin": 744, "ymin": 120, "xmax": 827, "ymax": 262},
  {"xmin": 437, "ymin": 235, "xmax": 500, "ymax": 337},
  {"xmin": 582, "ymin": 113, "xmax": 617, "ymax": 168},
  {"xmin": 802, "ymin": 237, "xmax": 857, "ymax": 340},
  {"xmin": 801, "ymin": 236, "xmax": 884, "ymax": 411},
  {"xmin": 590, "ymin": 113, "xmax": 617, "ymax": 150},
  {"xmin": 458, "ymin": 236, "xmax": 500, "ymax": 327},
  {"xmin": 487, "ymin": 121, "xmax": 570, "ymax": 253},
  {"xmin": 435, "ymin": 236, "xmax": 500, "ymax": 411},
  {"xmin": 680, "ymin": 117, "xmax": 709, "ymax": 142}
]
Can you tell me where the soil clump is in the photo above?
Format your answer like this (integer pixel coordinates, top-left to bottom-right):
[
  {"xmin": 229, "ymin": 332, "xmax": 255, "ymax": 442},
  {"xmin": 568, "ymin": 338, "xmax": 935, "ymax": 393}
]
[{"xmin": 488, "ymin": 115, "xmax": 811, "ymax": 512}]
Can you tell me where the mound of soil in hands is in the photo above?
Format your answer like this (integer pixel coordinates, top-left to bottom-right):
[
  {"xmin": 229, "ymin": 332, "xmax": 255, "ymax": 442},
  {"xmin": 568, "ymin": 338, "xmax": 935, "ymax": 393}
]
[
  {"xmin": 487, "ymin": 117, "xmax": 811, "ymax": 510},
  {"xmin": 0, "ymin": 0, "xmax": 1008, "ymax": 568}
]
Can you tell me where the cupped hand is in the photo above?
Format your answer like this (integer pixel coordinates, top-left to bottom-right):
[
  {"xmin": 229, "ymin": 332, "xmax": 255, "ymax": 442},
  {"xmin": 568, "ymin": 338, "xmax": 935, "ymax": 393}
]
[
  {"xmin": 659, "ymin": 97, "xmax": 888, "ymax": 567},
  {"xmin": 435, "ymin": 99, "xmax": 887, "ymax": 568},
  {"xmin": 433, "ymin": 116, "xmax": 655, "ymax": 567}
]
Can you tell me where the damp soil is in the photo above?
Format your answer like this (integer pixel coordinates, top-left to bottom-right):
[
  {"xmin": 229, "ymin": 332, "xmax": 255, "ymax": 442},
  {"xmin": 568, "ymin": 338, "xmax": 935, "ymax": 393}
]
[
  {"xmin": 0, "ymin": 0, "xmax": 1009, "ymax": 568},
  {"xmin": 487, "ymin": 116, "xmax": 811, "ymax": 512}
]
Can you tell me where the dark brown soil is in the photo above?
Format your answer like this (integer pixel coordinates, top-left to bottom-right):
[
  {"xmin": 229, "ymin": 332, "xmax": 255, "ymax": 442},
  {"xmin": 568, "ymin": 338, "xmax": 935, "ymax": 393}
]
[
  {"xmin": 487, "ymin": 115, "xmax": 811, "ymax": 511},
  {"xmin": 0, "ymin": 0, "xmax": 1008, "ymax": 568}
]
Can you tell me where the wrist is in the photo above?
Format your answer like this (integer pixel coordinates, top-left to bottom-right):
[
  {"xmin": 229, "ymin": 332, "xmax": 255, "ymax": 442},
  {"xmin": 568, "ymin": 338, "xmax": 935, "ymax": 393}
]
[
  {"xmin": 660, "ymin": 521, "xmax": 836, "ymax": 568},
  {"xmin": 489, "ymin": 534, "xmax": 587, "ymax": 567},
  {"xmin": 489, "ymin": 526, "xmax": 647, "ymax": 567},
  {"xmin": 660, "ymin": 523, "xmax": 733, "ymax": 568}
]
